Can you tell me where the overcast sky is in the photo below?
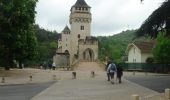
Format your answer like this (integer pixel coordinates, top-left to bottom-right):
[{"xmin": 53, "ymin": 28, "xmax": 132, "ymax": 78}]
[{"xmin": 35, "ymin": 0, "xmax": 164, "ymax": 36}]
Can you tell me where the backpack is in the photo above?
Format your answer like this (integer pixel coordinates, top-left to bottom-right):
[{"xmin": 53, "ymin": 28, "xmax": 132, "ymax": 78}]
[{"xmin": 110, "ymin": 63, "xmax": 116, "ymax": 71}]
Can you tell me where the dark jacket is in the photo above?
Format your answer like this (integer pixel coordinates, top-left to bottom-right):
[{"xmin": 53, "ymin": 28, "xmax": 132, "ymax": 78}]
[{"xmin": 117, "ymin": 64, "xmax": 123, "ymax": 78}]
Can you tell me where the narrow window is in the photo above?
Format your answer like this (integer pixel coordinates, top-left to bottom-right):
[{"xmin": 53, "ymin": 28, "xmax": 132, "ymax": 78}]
[
  {"xmin": 134, "ymin": 48, "xmax": 135, "ymax": 54},
  {"xmin": 80, "ymin": 26, "xmax": 84, "ymax": 30},
  {"xmin": 78, "ymin": 34, "xmax": 80, "ymax": 38}
]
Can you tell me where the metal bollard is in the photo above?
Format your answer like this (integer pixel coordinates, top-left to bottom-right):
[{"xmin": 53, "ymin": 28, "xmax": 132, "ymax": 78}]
[
  {"xmin": 1, "ymin": 77, "xmax": 5, "ymax": 83},
  {"xmin": 72, "ymin": 72, "xmax": 76, "ymax": 79},
  {"xmin": 165, "ymin": 88, "xmax": 170, "ymax": 99},
  {"xmin": 91, "ymin": 71, "xmax": 95, "ymax": 78},
  {"xmin": 53, "ymin": 75, "xmax": 56, "ymax": 80},
  {"xmin": 29, "ymin": 75, "xmax": 32, "ymax": 81},
  {"xmin": 131, "ymin": 94, "xmax": 139, "ymax": 100}
]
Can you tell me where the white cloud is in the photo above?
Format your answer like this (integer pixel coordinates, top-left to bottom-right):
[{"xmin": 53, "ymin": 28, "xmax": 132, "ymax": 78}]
[{"xmin": 35, "ymin": 0, "xmax": 164, "ymax": 36}]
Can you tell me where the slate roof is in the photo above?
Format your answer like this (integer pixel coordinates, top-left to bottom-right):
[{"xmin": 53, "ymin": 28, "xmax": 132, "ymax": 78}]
[
  {"xmin": 72, "ymin": 0, "xmax": 90, "ymax": 8},
  {"xmin": 62, "ymin": 26, "xmax": 70, "ymax": 34},
  {"xmin": 134, "ymin": 41, "xmax": 155, "ymax": 53}
]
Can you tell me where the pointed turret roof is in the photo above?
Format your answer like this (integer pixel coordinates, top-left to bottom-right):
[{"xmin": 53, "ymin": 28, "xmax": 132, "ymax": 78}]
[
  {"xmin": 62, "ymin": 26, "xmax": 70, "ymax": 34},
  {"xmin": 62, "ymin": 26, "xmax": 70, "ymax": 32},
  {"xmin": 72, "ymin": 0, "xmax": 90, "ymax": 8}
]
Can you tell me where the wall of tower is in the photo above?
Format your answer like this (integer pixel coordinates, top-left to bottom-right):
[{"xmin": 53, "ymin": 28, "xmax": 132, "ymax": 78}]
[{"xmin": 61, "ymin": 34, "xmax": 71, "ymax": 53}]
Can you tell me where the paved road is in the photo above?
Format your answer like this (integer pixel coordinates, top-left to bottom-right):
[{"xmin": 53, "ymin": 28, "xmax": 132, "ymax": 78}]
[
  {"xmin": 0, "ymin": 82, "xmax": 55, "ymax": 100},
  {"xmin": 124, "ymin": 75, "xmax": 170, "ymax": 93}
]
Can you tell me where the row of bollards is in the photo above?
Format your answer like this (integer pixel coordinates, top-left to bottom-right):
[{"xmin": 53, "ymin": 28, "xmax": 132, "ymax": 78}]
[
  {"xmin": 131, "ymin": 88, "xmax": 170, "ymax": 100},
  {"xmin": 1, "ymin": 71, "xmax": 95, "ymax": 84},
  {"xmin": 72, "ymin": 71, "xmax": 95, "ymax": 79},
  {"xmin": 1, "ymin": 74, "xmax": 57, "ymax": 84}
]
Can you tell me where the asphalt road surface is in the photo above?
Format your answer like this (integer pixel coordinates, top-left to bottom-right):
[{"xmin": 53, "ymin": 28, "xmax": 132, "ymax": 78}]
[
  {"xmin": 0, "ymin": 82, "xmax": 55, "ymax": 100},
  {"xmin": 124, "ymin": 74, "xmax": 170, "ymax": 93}
]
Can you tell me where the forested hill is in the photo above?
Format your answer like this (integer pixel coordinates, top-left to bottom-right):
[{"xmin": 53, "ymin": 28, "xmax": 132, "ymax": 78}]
[
  {"xmin": 97, "ymin": 30, "xmax": 149, "ymax": 62},
  {"xmin": 31, "ymin": 25, "xmax": 60, "ymax": 65},
  {"xmin": 33, "ymin": 27, "xmax": 147, "ymax": 65}
]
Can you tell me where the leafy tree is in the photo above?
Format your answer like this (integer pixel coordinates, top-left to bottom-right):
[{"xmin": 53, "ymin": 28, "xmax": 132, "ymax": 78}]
[
  {"xmin": 137, "ymin": 0, "xmax": 170, "ymax": 38},
  {"xmin": 153, "ymin": 32, "xmax": 170, "ymax": 63},
  {"xmin": 153, "ymin": 32, "xmax": 170, "ymax": 72},
  {"xmin": 34, "ymin": 25, "xmax": 59, "ymax": 65},
  {"xmin": 0, "ymin": 0, "xmax": 38, "ymax": 70}
]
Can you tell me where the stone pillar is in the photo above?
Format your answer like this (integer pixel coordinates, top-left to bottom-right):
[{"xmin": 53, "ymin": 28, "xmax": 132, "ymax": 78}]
[
  {"xmin": 165, "ymin": 88, "xmax": 170, "ymax": 99},
  {"xmin": 53, "ymin": 75, "xmax": 56, "ymax": 80},
  {"xmin": 91, "ymin": 71, "xmax": 95, "ymax": 78},
  {"xmin": 131, "ymin": 94, "xmax": 139, "ymax": 100},
  {"xmin": 72, "ymin": 72, "xmax": 76, "ymax": 79},
  {"xmin": 29, "ymin": 75, "xmax": 32, "ymax": 81},
  {"xmin": 1, "ymin": 77, "xmax": 5, "ymax": 83}
]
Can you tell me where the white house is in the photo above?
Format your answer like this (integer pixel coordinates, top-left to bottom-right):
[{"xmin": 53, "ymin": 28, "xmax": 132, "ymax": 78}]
[{"xmin": 126, "ymin": 41, "xmax": 155, "ymax": 63}]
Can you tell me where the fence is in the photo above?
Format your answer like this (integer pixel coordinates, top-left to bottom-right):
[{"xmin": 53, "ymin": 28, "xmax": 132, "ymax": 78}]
[{"xmin": 121, "ymin": 63, "xmax": 170, "ymax": 73}]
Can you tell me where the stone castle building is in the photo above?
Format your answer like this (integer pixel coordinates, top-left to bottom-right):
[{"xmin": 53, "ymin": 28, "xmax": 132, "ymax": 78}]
[{"xmin": 53, "ymin": 0, "xmax": 98, "ymax": 67}]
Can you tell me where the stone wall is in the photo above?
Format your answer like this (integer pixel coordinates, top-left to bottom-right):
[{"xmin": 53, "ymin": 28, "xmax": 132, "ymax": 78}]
[{"xmin": 53, "ymin": 53, "xmax": 70, "ymax": 68}]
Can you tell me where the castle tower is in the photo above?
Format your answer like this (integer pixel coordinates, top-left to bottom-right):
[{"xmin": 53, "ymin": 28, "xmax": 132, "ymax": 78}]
[
  {"xmin": 70, "ymin": 0, "xmax": 92, "ymax": 62},
  {"xmin": 54, "ymin": 0, "xmax": 98, "ymax": 67}
]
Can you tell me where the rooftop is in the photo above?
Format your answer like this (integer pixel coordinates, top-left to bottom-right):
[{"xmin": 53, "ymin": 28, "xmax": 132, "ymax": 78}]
[
  {"xmin": 72, "ymin": 0, "xmax": 90, "ymax": 8},
  {"xmin": 134, "ymin": 41, "xmax": 155, "ymax": 53}
]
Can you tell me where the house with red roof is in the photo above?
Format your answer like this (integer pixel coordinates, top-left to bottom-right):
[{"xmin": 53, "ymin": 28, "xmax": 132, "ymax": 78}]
[{"xmin": 126, "ymin": 41, "xmax": 155, "ymax": 63}]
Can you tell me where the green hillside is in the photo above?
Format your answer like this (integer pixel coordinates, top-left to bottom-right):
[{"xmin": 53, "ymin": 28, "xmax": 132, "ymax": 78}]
[
  {"xmin": 97, "ymin": 30, "xmax": 149, "ymax": 63},
  {"xmin": 25, "ymin": 28, "xmax": 148, "ymax": 66}
]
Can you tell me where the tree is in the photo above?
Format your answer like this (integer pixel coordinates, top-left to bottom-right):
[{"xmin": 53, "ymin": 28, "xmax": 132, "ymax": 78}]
[
  {"xmin": 153, "ymin": 32, "xmax": 170, "ymax": 72},
  {"xmin": 34, "ymin": 25, "xmax": 59, "ymax": 65},
  {"xmin": 137, "ymin": 0, "xmax": 170, "ymax": 38},
  {"xmin": 0, "ymin": 0, "xmax": 38, "ymax": 70}
]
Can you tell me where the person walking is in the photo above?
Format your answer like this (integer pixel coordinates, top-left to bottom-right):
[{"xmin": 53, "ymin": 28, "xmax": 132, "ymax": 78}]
[
  {"xmin": 107, "ymin": 61, "xmax": 117, "ymax": 84},
  {"xmin": 106, "ymin": 61, "xmax": 111, "ymax": 81},
  {"xmin": 117, "ymin": 64, "xmax": 123, "ymax": 83},
  {"xmin": 52, "ymin": 62, "xmax": 56, "ymax": 70}
]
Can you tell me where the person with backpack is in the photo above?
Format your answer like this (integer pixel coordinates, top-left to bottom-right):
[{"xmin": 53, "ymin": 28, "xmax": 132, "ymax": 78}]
[
  {"xmin": 107, "ymin": 61, "xmax": 117, "ymax": 84},
  {"xmin": 106, "ymin": 60, "xmax": 111, "ymax": 81}
]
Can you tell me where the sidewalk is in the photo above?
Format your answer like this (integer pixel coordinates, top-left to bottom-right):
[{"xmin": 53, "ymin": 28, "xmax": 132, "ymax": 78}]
[
  {"xmin": 30, "ymin": 71, "xmax": 164, "ymax": 100},
  {"xmin": 0, "ymin": 69, "xmax": 167, "ymax": 100}
]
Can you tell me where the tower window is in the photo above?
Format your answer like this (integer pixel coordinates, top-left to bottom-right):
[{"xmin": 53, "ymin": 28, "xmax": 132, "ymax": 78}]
[
  {"xmin": 78, "ymin": 34, "xmax": 80, "ymax": 38},
  {"xmin": 81, "ymin": 26, "xmax": 84, "ymax": 30},
  {"xmin": 85, "ymin": 8, "xmax": 88, "ymax": 11}
]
